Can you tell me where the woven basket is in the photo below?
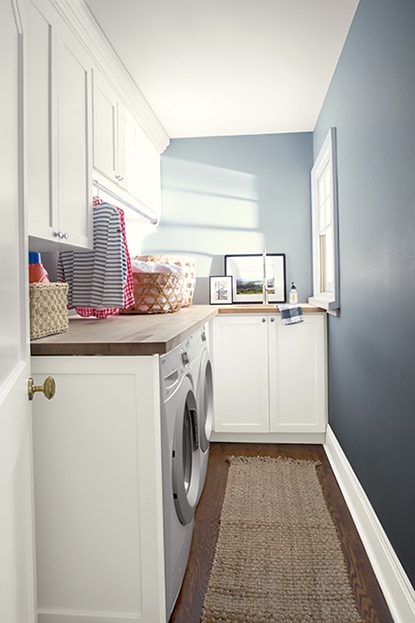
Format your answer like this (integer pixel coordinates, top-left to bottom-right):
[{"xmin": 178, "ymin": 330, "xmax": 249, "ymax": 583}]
[
  {"xmin": 123, "ymin": 271, "xmax": 184, "ymax": 314},
  {"xmin": 30, "ymin": 282, "xmax": 69, "ymax": 340},
  {"xmin": 134, "ymin": 255, "xmax": 196, "ymax": 307}
]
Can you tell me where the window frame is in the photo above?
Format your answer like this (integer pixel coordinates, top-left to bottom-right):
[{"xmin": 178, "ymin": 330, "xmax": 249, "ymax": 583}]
[{"xmin": 308, "ymin": 127, "xmax": 340, "ymax": 313}]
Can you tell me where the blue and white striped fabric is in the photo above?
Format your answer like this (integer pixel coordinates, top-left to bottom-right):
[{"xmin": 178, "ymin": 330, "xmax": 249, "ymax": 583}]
[
  {"xmin": 58, "ymin": 203, "xmax": 126, "ymax": 309},
  {"xmin": 277, "ymin": 304, "xmax": 304, "ymax": 325}
]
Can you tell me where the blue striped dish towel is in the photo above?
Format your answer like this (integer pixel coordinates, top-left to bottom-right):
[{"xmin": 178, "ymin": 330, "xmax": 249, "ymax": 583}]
[
  {"xmin": 277, "ymin": 304, "xmax": 304, "ymax": 325},
  {"xmin": 58, "ymin": 202, "xmax": 126, "ymax": 309}
]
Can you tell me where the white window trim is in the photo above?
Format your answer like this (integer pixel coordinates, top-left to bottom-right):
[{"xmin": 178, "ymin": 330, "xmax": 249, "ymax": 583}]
[{"xmin": 308, "ymin": 127, "xmax": 340, "ymax": 314}]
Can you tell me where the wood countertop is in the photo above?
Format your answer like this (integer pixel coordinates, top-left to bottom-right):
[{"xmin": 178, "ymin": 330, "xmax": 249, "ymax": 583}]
[
  {"xmin": 215, "ymin": 303, "xmax": 324, "ymax": 314},
  {"xmin": 30, "ymin": 303, "xmax": 325, "ymax": 357},
  {"xmin": 31, "ymin": 305, "xmax": 218, "ymax": 356}
]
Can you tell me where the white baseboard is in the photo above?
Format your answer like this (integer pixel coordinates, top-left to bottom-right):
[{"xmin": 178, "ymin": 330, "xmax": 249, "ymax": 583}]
[
  {"xmin": 37, "ymin": 610, "xmax": 141, "ymax": 623},
  {"xmin": 211, "ymin": 431, "xmax": 325, "ymax": 444},
  {"xmin": 324, "ymin": 425, "xmax": 415, "ymax": 623}
]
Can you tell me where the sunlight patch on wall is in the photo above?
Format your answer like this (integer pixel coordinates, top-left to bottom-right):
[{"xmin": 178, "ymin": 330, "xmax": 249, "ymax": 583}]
[
  {"xmin": 163, "ymin": 157, "xmax": 258, "ymax": 200},
  {"xmin": 161, "ymin": 188, "xmax": 259, "ymax": 229},
  {"xmin": 142, "ymin": 157, "xmax": 263, "ymax": 279},
  {"xmin": 143, "ymin": 225, "xmax": 264, "ymax": 275}
]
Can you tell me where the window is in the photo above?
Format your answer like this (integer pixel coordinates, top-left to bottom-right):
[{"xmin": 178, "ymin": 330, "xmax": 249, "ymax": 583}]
[{"xmin": 308, "ymin": 127, "xmax": 340, "ymax": 313}]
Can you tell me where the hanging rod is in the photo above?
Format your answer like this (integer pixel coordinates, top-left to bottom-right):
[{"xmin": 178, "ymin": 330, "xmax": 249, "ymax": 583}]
[{"xmin": 92, "ymin": 179, "xmax": 159, "ymax": 226}]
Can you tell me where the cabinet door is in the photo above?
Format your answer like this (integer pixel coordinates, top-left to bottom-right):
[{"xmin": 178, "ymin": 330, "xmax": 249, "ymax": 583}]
[
  {"xmin": 26, "ymin": 0, "xmax": 92, "ymax": 250},
  {"xmin": 55, "ymin": 25, "xmax": 92, "ymax": 248},
  {"xmin": 92, "ymin": 69, "xmax": 128, "ymax": 188},
  {"xmin": 116, "ymin": 100, "xmax": 129, "ymax": 187},
  {"xmin": 31, "ymin": 355, "xmax": 166, "ymax": 623},
  {"xmin": 26, "ymin": 0, "xmax": 57, "ymax": 242},
  {"xmin": 212, "ymin": 315, "xmax": 269, "ymax": 432},
  {"xmin": 92, "ymin": 72, "xmax": 161, "ymax": 217},
  {"xmin": 92, "ymin": 69, "xmax": 118, "ymax": 182},
  {"xmin": 127, "ymin": 120, "xmax": 161, "ymax": 215},
  {"xmin": 269, "ymin": 314, "xmax": 327, "ymax": 432}
]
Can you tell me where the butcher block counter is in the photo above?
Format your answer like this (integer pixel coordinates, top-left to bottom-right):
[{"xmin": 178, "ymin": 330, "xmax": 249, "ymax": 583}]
[
  {"xmin": 30, "ymin": 303, "xmax": 323, "ymax": 356},
  {"xmin": 31, "ymin": 305, "xmax": 218, "ymax": 356},
  {"xmin": 215, "ymin": 303, "xmax": 322, "ymax": 314}
]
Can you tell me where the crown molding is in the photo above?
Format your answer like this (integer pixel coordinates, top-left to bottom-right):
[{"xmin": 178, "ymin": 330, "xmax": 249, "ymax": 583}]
[{"xmin": 47, "ymin": 0, "xmax": 169, "ymax": 153}]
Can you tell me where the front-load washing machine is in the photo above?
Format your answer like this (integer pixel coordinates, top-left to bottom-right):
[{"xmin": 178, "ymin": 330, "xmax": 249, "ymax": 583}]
[
  {"xmin": 190, "ymin": 324, "xmax": 214, "ymax": 502},
  {"xmin": 159, "ymin": 337, "xmax": 202, "ymax": 620}
]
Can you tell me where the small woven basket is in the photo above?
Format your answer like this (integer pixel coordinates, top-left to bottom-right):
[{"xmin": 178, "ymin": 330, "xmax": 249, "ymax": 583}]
[
  {"xmin": 29, "ymin": 282, "xmax": 69, "ymax": 339},
  {"xmin": 135, "ymin": 255, "xmax": 196, "ymax": 307},
  {"xmin": 123, "ymin": 271, "xmax": 184, "ymax": 314}
]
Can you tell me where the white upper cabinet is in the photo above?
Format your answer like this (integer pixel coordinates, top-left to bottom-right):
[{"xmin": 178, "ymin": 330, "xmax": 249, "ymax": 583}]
[
  {"xmin": 127, "ymin": 118, "xmax": 161, "ymax": 216},
  {"xmin": 92, "ymin": 68, "xmax": 162, "ymax": 217},
  {"xmin": 25, "ymin": 0, "xmax": 52, "ymax": 246},
  {"xmin": 25, "ymin": 0, "xmax": 168, "ymax": 251},
  {"xmin": 54, "ymin": 25, "xmax": 92, "ymax": 248},
  {"xmin": 92, "ymin": 69, "xmax": 122, "ymax": 185},
  {"xmin": 26, "ymin": 0, "xmax": 92, "ymax": 250}
]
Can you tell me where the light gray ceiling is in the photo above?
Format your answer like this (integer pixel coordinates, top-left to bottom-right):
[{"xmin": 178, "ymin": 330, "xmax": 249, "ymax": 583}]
[{"xmin": 85, "ymin": 0, "xmax": 359, "ymax": 138}]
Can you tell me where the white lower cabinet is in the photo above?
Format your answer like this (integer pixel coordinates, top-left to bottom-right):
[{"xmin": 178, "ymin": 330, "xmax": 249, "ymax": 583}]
[
  {"xmin": 211, "ymin": 313, "xmax": 327, "ymax": 440},
  {"xmin": 31, "ymin": 356, "xmax": 166, "ymax": 623}
]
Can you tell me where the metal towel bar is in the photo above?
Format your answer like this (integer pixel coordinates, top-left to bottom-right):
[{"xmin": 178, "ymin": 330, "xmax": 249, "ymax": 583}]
[{"xmin": 92, "ymin": 179, "xmax": 159, "ymax": 226}]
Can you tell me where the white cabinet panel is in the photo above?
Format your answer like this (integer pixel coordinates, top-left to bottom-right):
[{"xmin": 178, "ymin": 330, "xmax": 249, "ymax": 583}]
[
  {"xmin": 25, "ymin": 0, "xmax": 54, "ymax": 240},
  {"xmin": 26, "ymin": 0, "xmax": 92, "ymax": 250},
  {"xmin": 270, "ymin": 314, "xmax": 327, "ymax": 432},
  {"xmin": 31, "ymin": 355, "xmax": 166, "ymax": 623},
  {"xmin": 212, "ymin": 315, "xmax": 269, "ymax": 432},
  {"xmin": 211, "ymin": 313, "xmax": 327, "ymax": 439},
  {"xmin": 92, "ymin": 68, "xmax": 161, "ymax": 217},
  {"xmin": 55, "ymin": 27, "xmax": 92, "ymax": 248},
  {"xmin": 130, "ymin": 121, "xmax": 161, "ymax": 215},
  {"xmin": 92, "ymin": 69, "xmax": 119, "ymax": 182}
]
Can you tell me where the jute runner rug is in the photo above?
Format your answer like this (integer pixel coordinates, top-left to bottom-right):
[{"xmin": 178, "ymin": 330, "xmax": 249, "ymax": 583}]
[{"xmin": 201, "ymin": 456, "xmax": 362, "ymax": 623}]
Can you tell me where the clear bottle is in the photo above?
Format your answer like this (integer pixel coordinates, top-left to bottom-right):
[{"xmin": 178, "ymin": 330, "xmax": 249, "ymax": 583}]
[
  {"xmin": 289, "ymin": 281, "xmax": 298, "ymax": 304},
  {"xmin": 29, "ymin": 252, "xmax": 50, "ymax": 283}
]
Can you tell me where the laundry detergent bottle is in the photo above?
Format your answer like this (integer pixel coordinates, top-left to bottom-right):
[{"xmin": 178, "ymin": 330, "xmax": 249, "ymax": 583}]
[
  {"xmin": 289, "ymin": 281, "xmax": 298, "ymax": 304},
  {"xmin": 29, "ymin": 252, "xmax": 49, "ymax": 283}
]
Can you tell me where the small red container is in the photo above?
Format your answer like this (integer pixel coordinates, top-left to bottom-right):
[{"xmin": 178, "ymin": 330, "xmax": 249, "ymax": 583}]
[{"xmin": 29, "ymin": 252, "xmax": 49, "ymax": 283}]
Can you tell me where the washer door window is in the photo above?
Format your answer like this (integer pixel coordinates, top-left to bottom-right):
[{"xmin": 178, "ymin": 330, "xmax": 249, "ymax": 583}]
[
  {"xmin": 199, "ymin": 354, "xmax": 214, "ymax": 453},
  {"xmin": 172, "ymin": 375, "xmax": 201, "ymax": 525}
]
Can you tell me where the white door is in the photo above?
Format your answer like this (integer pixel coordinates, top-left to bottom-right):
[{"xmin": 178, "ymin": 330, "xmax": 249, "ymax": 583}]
[{"xmin": 0, "ymin": 1, "xmax": 36, "ymax": 621}]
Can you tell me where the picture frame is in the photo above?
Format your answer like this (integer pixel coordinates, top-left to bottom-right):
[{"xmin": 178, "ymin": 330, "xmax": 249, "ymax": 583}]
[
  {"xmin": 225, "ymin": 253, "xmax": 286, "ymax": 303},
  {"xmin": 209, "ymin": 275, "xmax": 233, "ymax": 305}
]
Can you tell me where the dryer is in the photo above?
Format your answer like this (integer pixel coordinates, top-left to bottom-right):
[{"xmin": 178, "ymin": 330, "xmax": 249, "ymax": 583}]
[
  {"xmin": 190, "ymin": 324, "xmax": 214, "ymax": 503},
  {"xmin": 159, "ymin": 337, "xmax": 201, "ymax": 620}
]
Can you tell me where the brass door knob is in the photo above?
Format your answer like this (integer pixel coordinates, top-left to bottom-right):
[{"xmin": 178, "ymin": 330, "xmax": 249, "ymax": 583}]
[{"xmin": 28, "ymin": 376, "xmax": 56, "ymax": 401}]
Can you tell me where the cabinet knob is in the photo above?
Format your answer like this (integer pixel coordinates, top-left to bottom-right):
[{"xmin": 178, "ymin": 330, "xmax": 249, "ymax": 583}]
[
  {"xmin": 54, "ymin": 230, "xmax": 69, "ymax": 240},
  {"xmin": 28, "ymin": 376, "xmax": 56, "ymax": 401},
  {"xmin": 270, "ymin": 317, "xmax": 275, "ymax": 322},
  {"xmin": 262, "ymin": 317, "xmax": 266, "ymax": 323}
]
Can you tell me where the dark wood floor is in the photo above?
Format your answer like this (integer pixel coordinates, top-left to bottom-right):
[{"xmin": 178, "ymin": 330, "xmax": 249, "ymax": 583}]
[{"xmin": 169, "ymin": 442, "xmax": 394, "ymax": 623}]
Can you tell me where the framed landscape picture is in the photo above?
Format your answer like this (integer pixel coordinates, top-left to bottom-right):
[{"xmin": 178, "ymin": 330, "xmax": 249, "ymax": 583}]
[{"xmin": 225, "ymin": 253, "xmax": 286, "ymax": 303}]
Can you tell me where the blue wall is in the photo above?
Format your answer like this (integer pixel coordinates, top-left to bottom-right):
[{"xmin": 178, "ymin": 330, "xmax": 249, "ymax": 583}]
[
  {"xmin": 314, "ymin": 0, "xmax": 415, "ymax": 584},
  {"xmin": 142, "ymin": 133, "xmax": 313, "ymax": 303},
  {"xmin": 143, "ymin": 0, "xmax": 415, "ymax": 587}
]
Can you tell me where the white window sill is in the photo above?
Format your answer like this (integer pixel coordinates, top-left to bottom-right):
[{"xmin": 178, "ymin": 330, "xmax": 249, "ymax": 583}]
[{"xmin": 308, "ymin": 296, "xmax": 340, "ymax": 317}]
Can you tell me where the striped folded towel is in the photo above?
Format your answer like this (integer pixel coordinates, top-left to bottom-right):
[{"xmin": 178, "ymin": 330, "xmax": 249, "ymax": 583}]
[{"xmin": 277, "ymin": 304, "xmax": 304, "ymax": 325}]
